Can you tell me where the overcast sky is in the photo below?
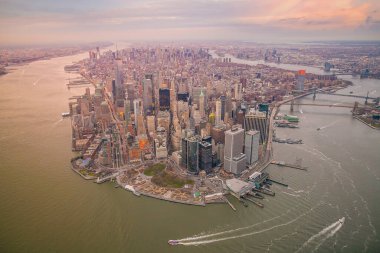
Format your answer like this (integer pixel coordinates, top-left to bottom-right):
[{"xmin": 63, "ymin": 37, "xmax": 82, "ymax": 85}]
[{"xmin": 1, "ymin": 0, "xmax": 380, "ymax": 46}]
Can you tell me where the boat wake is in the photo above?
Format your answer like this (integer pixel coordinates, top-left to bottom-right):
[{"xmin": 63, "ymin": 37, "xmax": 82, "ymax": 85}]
[
  {"xmin": 173, "ymin": 203, "xmax": 322, "ymax": 246},
  {"xmin": 295, "ymin": 217, "xmax": 345, "ymax": 253},
  {"xmin": 318, "ymin": 119, "xmax": 340, "ymax": 130}
]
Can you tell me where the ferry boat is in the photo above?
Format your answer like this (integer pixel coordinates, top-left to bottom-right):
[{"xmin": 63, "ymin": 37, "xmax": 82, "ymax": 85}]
[
  {"xmin": 61, "ymin": 112, "xmax": 71, "ymax": 117},
  {"xmin": 168, "ymin": 240, "xmax": 179, "ymax": 245}
]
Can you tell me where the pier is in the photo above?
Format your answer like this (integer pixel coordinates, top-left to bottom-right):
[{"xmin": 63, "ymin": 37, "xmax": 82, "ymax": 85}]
[
  {"xmin": 267, "ymin": 179, "xmax": 288, "ymax": 187},
  {"xmin": 242, "ymin": 196, "xmax": 264, "ymax": 208},
  {"xmin": 271, "ymin": 161, "xmax": 307, "ymax": 171}
]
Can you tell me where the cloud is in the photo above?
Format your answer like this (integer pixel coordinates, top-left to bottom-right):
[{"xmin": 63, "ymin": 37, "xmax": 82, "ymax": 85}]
[{"xmin": 0, "ymin": 0, "xmax": 379, "ymax": 45}]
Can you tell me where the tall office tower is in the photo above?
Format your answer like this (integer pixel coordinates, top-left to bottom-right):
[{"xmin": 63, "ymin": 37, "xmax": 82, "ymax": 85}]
[
  {"xmin": 181, "ymin": 138, "xmax": 188, "ymax": 167},
  {"xmin": 187, "ymin": 137, "xmax": 199, "ymax": 174},
  {"xmin": 143, "ymin": 78, "xmax": 153, "ymax": 114},
  {"xmin": 215, "ymin": 99, "xmax": 222, "ymax": 126},
  {"xmin": 296, "ymin": 70, "xmax": 306, "ymax": 91},
  {"xmin": 170, "ymin": 79, "xmax": 177, "ymax": 114},
  {"xmin": 182, "ymin": 136, "xmax": 200, "ymax": 174},
  {"xmin": 114, "ymin": 58, "xmax": 125, "ymax": 107},
  {"xmin": 244, "ymin": 111, "xmax": 268, "ymax": 144},
  {"xmin": 224, "ymin": 126, "xmax": 246, "ymax": 174},
  {"xmin": 159, "ymin": 88, "xmax": 170, "ymax": 110},
  {"xmin": 124, "ymin": 99, "xmax": 131, "ymax": 124},
  {"xmin": 199, "ymin": 89, "xmax": 206, "ymax": 118},
  {"xmin": 146, "ymin": 115, "xmax": 155, "ymax": 134},
  {"xmin": 136, "ymin": 114, "xmax": 146, "ymax": 135},
  {"xmin": 220, "ymin": 95, "xmax": 226, "ymax": 121},
  {"xmin": 133, "ymin": 99, "xmax": 142, "ymax": 126},
  {"xmin": 235, "ymin": 82, "xmax": 242, "ymax": 100},
  {"xmin": 245, "ymin": 130, "xmax": 260, "ymax": 165},
  {"xmin": 226, "ymin": 91, "xmax": 232, "ymax": 118},
  {"xmin": 199, "ymin": 141, "xmax": 212, "ymax": 173}
]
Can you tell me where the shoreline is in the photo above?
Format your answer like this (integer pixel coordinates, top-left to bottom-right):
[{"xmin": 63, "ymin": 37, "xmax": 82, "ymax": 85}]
[{"xmin": 353, "ymin": 115, "xmax": 379, "ymax": 130}]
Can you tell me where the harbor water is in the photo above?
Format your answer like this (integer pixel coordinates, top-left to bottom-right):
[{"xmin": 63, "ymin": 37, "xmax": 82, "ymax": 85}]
[{"xmin": 0, "ymin": 50, "xmax": 379, "ymax": 253}]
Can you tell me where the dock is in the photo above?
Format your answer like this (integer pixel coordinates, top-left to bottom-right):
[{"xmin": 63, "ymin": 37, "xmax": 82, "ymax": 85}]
[
  {"xmin": 225, "ymin": 197, "xmax": 237, "ymax": 211},
  {"xmin": 271, "ymin": 161, "xmax": 307, "ymax": 171},
  {"xmin": 268, "ymin": 179, "xmax": 288, "ymax": 187},
  {"xmin": 247, "ymin": 192, "xmax": 264, "ymax": 199},
  {"xmin": 242, "ymin": 196, "xmax": 264, "ymax": 208},
  {"xmin": 253, "ymin": 188, "xmax": 275, "ymax": 196}
]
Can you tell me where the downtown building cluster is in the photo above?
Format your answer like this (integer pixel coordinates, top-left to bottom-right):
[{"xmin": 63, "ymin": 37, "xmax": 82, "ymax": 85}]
[{"xmin": 70, "ymin": 43, "xmax": 346, "ymax": 176}]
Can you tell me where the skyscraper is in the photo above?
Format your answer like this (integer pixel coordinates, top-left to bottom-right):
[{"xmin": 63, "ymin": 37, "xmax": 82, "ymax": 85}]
[
  {"xmin": 220, "ymin": 95, "xmax": 226, "ymax": 121},
  {"xmin": 235, "ymin": 82, "xmax": 242, "ymax": 100},
  {"xmin": 159, "ymin": 88, "xmax": 170, "ymax": 110},
  {"xmin": 114, "ymin": 58, "xmax": 125, "ymax": 107},
  {"xmin": 244, "ymin": 111, "xmax": 268, "ymax": 144},
  {"xmin": 199, "ymin": 141, "xmax": 212, "ymax": 173},
  {"xmin": 215, "ymin": 99, "xmax": 222, "ymax": 126},
  {"xmin": 199, "ymin": 89, "xmax": 205, "ymax": 118},
  {"xmin": 133, "ymin": 99, "xmax": 142, "ymax": 126},
  {"xmin": 245, "ymin": 130, "xmax": 260, "ymax": 165},
  {"xmin": 296, "ymin": 70, "xmax": 306, "ymax": 91},
  {"xmin": 143, "ymin": 78, "xmax": 153, "ymax": 113},
  {"xmin": 184, "ymin": 136, "xmax": 200, "ymax": 174},
  {"xmin": 224, "ymin": 126, "xmax": 247, "ymax": 174}
]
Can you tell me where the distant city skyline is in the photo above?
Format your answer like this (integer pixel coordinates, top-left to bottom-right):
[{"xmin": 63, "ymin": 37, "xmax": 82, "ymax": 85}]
[{"xmin": 1, "ymin": 0, "xmax": 380, "ymax": 46}]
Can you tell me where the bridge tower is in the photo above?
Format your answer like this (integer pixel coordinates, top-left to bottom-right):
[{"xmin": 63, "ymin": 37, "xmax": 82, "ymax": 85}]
[
  {"xmin": 365, "ymin": 91, "xmax": 369, "ymax": 105},
  {"xmin": 313, "ymin": 88, "xmax": 316, "ymax": 101},
  {"xmin": 290, "ymin": 100, "xmax": 294, "ymax": 112}
]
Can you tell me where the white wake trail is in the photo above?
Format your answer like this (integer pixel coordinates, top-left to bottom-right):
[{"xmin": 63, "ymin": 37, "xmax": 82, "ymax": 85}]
[
  {"xmin": 179, "ymin": 204, "xmax": 322, "ymax": 246},
  {"xmin": 312, "ymin": 220, "xmax": 344, "ymax": 253},
  {"xmin": 295, "ymin": 217, "xmax": 344, "ymax": 253},
  {"xmin": 177, "ymin": 210, "xmax": 289, "ymax": 242}
]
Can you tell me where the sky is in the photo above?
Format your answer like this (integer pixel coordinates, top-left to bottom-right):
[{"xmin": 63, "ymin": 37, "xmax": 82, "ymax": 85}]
[{"xmin": 0, "ymin": 0, "xmax": 380, "ymax": 46}]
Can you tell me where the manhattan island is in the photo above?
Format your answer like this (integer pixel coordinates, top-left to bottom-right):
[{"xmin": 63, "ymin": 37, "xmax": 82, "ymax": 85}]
[{"xmin": 67, "ymin": 43, "xmax": 364, "ymax": 208}]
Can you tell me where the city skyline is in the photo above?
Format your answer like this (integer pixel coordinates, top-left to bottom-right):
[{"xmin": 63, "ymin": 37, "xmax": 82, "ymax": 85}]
[{"xmin": 1, "ymin": 0, "xmax": 380, "ymax": 46}]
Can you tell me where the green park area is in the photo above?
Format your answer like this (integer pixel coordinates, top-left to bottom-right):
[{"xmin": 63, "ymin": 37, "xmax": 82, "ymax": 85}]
[
  {"xmin": 143, "ymin": 163, "xmax": 166, "ymax": 176},
  {"xmin": 144, "ymin": 163, "xmax": 194, "ymax": 188}
]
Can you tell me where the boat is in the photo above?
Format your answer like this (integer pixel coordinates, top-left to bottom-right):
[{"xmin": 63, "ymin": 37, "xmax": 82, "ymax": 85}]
[
  {"xmin": 317, "ymin": 127, "xmax": 321, "ymax": 131},
  {"xmin": 284, "ymin": 114, "xmax": 299, "ymax": 123},
  {"xmin": 61, "ymin": 112, "xmax": 71, "ymax": 117},
  {"xmin": 349, "ymin": 91, "xmax": 353, "ymax": 94},
  {"xmin": 168, "ymin": 240, "xmax": 179, "ymax": 245},
  {"xmin": 339, "ymin": 217, "xmax": 345, "ymax": 224}
]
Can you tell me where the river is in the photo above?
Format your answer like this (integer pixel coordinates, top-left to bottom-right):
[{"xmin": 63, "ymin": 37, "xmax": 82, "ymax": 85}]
[{"xmin": 0, "ymin": 48, "xmax": 379, "ymax": 253}]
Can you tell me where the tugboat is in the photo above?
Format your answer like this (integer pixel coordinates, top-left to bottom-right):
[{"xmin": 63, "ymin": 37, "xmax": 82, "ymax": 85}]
[{"xmin": 168, "ymin": 240, "xmax": 179, "ymax": 246}]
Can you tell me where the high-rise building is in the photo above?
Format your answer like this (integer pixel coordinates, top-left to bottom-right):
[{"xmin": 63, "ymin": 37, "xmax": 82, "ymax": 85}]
[
  {"xmin": 215, "ymin": 99, "xmax": 222, "ymax": 126},
  {"xmin": 114, "ymin": 59, "xmax": 125, "ymax": 107},
  {"xmin": 235, "ymin": 82, "xmax": 242, "ymax": 100},
  {"xmin": 224, "ymin": 126, "xmax": 246, "ymax": 174},
  {"xmin": 220, "ymin": 95, "xmax": 226, "ymax": 121},
  {"xmin": 143, "ymin": 78, "xmax": 153, "ymax": 113},
  {"xmin": 136, "ymin": 114, "xmax": 146, "ymax": 135},
  {"xmin": 199, "ymin": 89, "xmax": 206, "ymax": 118},
  {"xmin": 199, "ymin": 141, "xmax": 212, "ymax": 173},
  {"xmin": 133, "ymin": 99, "xmax": 142, "ymax": 126},
  {"xmin": 296, "ymin": 70, "xmax": 306, "ymax": 91},
  {"xmin": 245, "ymin": 130, "xmax": 260, "ymax": 165},
  {"xmin": 244, "ymin": 111, "xmax": 268, "ymax": 144},
  {"xmin": 159, "ymin": 88, "xmax": 170, "ymax": 110},
  {"xmin": 186, "ymin": 136, "xmax": 200, "ymax": 174}
]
